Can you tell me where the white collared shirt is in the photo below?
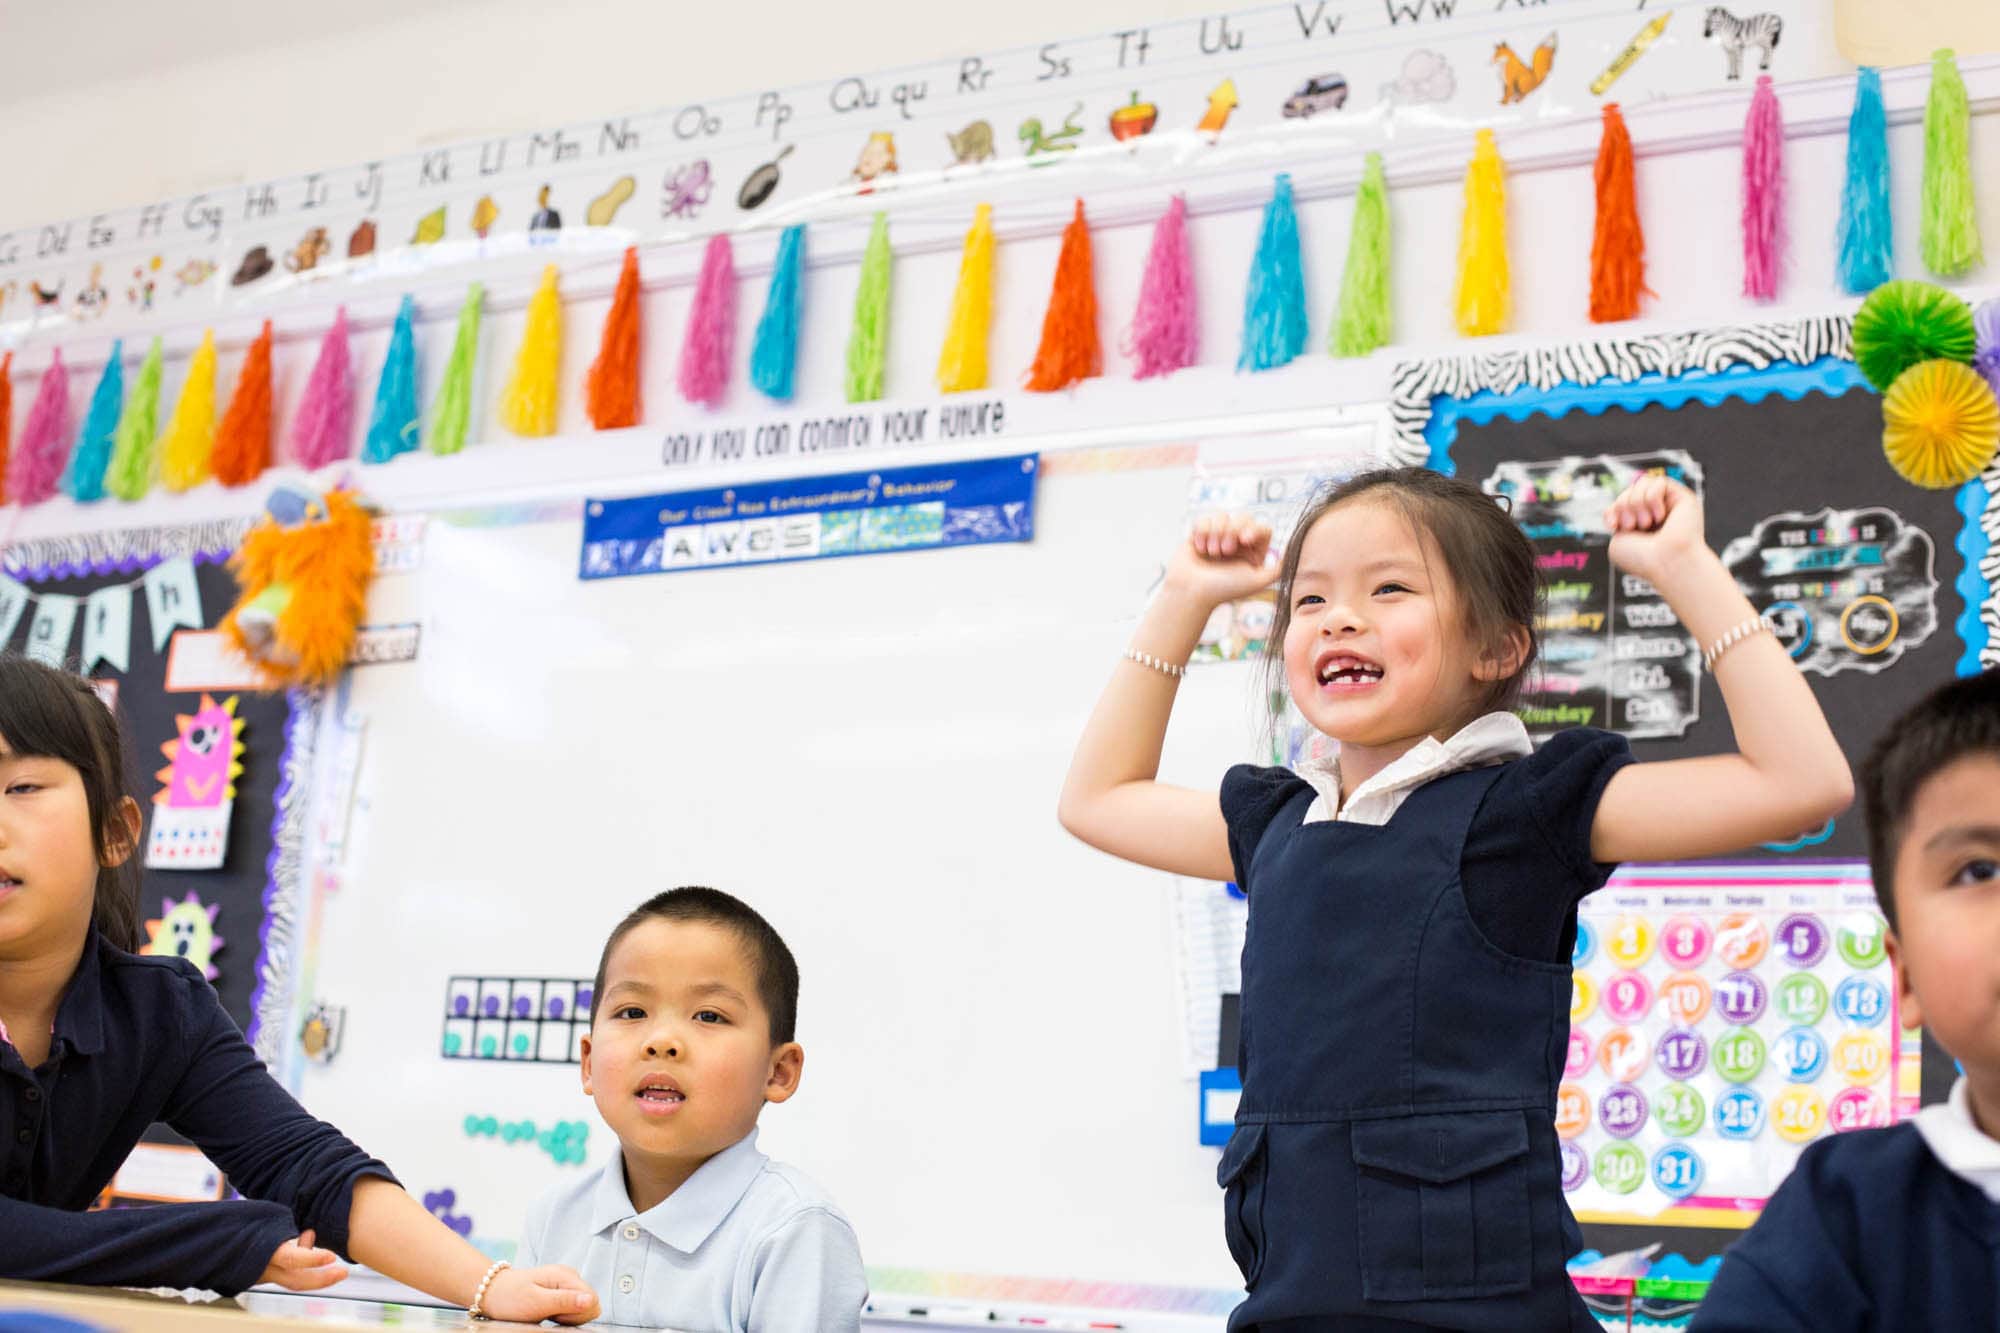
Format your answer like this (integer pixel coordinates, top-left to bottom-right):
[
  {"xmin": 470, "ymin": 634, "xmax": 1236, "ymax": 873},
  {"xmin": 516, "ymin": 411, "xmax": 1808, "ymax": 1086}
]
[
  {"xmin": 516, "ymin": 1129, "xmax": 866, "ymax": 1332},
  {"xmin": 1296, "ymin": 711, "xmax": 1535, "ymax": 826},
  {"xmin": 1915, "ymin": 1078, "xmax": 2000, "ymax": 1205}
]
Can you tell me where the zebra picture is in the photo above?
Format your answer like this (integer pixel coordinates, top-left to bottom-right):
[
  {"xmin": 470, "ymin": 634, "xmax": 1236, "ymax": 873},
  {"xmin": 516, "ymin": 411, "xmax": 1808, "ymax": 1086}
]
[{"xmin": 1704, "ymin": 7, "xmax": 1783, "ymax": 80}]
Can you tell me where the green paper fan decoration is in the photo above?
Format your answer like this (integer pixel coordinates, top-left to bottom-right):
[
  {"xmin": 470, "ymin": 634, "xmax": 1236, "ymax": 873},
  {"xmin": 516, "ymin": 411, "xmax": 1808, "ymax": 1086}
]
[{"xmin": 1851, "ymin": 279, "xmax": 1977, "ymax": 393}]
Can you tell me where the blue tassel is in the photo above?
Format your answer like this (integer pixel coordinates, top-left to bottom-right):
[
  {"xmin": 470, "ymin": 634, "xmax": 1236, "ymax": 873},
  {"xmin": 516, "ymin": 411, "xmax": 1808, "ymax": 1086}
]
[
  {"xmin": 364, "ymin": 295, "xmax": 421, "ymax": 463},
  {"xmin": 1238, "ymin": 174, "xmax": 1308, "ymax": 372},
  {"xmin": 64, "ymin": 340, "xmax": 123, "ymax": 502},
  {"xmin": 1837, "ymin": 67, "xmax": 1894, "ymax": 295},
  {"xmin": 750, "ymin": 225, "xmax": 806, "ymax": 401}
]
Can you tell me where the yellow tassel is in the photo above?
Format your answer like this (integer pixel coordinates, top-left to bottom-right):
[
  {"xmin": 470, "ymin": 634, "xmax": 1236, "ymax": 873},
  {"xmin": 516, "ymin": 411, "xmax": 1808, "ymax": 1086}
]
[
  {"xmin": 159, "ymin": 330, "xmax": 218, "ymax": 492},
  {"xmin": 501, "ymin": 265, "xmax": 563, "ymax": 436},
  {"xmin": 936, "ymin": 204, "xmax": 996, "ymax": 394},
  {"xmin": 1455, "ymin": 129, "xmax": 1510, "ymax": 337}
]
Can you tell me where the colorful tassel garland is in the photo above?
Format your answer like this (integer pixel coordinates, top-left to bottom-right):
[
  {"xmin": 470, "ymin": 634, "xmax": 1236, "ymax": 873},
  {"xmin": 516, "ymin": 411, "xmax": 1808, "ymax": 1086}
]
[
  {"xmin": 214, "ymin": 322, "xmax": 274, "ymax": 487},
  {"xmin": 677, "ymin": 237, "xmax": 734, "ymax": 410},
  {"xmin": 589, "ymin": 248, "xmax": 643, "ymax": 427},
  {"xmin": 501, "ymin": 266, "xmax": 562, "ymax": 436},
  {"xmin": 1129, "ymin": 195, "xmax": 1197, "ymax": 380},
  {"xmin": 291, "ymin": 307, "xmax": 355, "ymax": 469},
  {"xmin": 431, "ymin": 285, "xmax": 484, "ymax": 456},
  {"xmin": 1589, "ymin": 105, "xmax": 1647, "ymax": 323},
  {"xmin": 158, "ymin": 330, "xmax": 218, "ymax": 493},
  {"xmin": 1239, "ymin": 174, "xmax": 1308, "ymax": 372},
  {"xmin": 1333, "ymin": 154, "xmax": 1391, "ymax": 359},
  {"xmin": 751, "ymin": 225, "xmax": 805, "ymax": 402},
  {"xmin": 364, "ymin": 296, "xmax": 422, "ymax": 463},
  {"xmin": 1837, "ymin": 68, "xmax": 1894, "ymax": 296},
  {"xmin": 845, "ymin": 214, "xmax": 892, "ymax": 403},
  {"xmin": 64, "ymin": 342, "xmax": 123, "ymax": 503},
  {"xmin": 9, "ymin": 352, "xmax": 71, "ymax": 506},
  {"xmin": 0, "ymin": 352, "xmax": 10, "ymax": 507},
  {"xmin": 1741, "ymin": 78, "xmax": 1785, "ymax": 301},
  {"xmin": 1025, "ymin": 201, "xmax": 1101, "ymax": 392},
  {"xmin": 104, "ymin": 338, "xmax": 163, "ymax": 502},
  {"xmin": 936, "ymin": 205, "xmax": 997, "ymax": 394},
  {"xmin": 1455, "ymin": 129, "xmax": 1510, "ymax": 337},
  {"xmin": 1921, "ymin": 49, "xmax": 1982, "ymax": 279}
]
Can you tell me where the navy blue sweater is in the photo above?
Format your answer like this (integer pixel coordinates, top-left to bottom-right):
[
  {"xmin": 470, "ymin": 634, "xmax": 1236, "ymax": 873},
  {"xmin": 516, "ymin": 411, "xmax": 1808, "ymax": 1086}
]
[
  {"xmin": 1691, "ymin": 1123, "xmax": 2000, "ymax": 1330},
  {"xmin": 0, "ymin": 932, "xmax": 393, "ymax": 1295}
]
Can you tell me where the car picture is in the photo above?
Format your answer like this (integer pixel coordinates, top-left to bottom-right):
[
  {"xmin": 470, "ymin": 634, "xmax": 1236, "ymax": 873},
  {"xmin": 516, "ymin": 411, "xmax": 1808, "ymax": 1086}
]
[{"xmin": 1283, "ymin": 74, "xmax": 1350, "ymax": 117}]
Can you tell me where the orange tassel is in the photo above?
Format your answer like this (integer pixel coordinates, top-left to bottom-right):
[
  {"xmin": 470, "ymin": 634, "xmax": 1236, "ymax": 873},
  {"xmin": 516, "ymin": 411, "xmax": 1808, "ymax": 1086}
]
[
  {"xmin": 1590, "ymin": 104, "xmax": 1650, "ymax": 323},
  {"xmin": 214, "ymin": 322, "xmax": 274, "ymax": 487},
  {"xmin": 0, "ymin": 351, "xmax": 12, "ymax": 508},
  {"xmin": 587, "ymin": 247, "xmax": 643, "ymax": 429},
  {"xmin": 1024, "ymin": 201, "xmax": 1102, "ymax": 392}
]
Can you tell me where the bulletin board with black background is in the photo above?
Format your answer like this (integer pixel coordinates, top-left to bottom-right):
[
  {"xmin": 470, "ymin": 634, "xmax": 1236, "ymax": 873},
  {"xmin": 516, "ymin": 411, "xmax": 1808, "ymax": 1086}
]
[{"xmin": 1417, "ymin": 322, "xmax": 1987, "ymax": 1274}]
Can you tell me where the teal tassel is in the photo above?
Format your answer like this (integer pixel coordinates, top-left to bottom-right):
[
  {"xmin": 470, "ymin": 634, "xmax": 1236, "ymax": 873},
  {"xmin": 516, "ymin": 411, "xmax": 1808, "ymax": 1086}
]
[
  {"xmin": 364, "ymin": 295, "xmax": 421, "ymax": 463},
  {"xmin": 1238, "ymin": 174, "xmax": 1308, "ymax": 372},
  {"xmin": 1837, "ymin": 67, "xmax": 1893, "ymax": 295},
  {"xmin": 64, "ymin": 341, "xmax": 123, "ymax": 503},
  {"xmin": 750, "ymin": 225, "xmax": 806, "ymax": 401}
]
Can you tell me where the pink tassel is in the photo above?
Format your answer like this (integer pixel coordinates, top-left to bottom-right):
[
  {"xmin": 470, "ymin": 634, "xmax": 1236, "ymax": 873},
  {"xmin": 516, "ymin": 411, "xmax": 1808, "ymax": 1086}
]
[
  {"xmin": 291, "ymin": 307, "xmax": 355, "ymax": 469},
  {"xmin": 677, "ymin": 235, "xmax": 736, "ymax": 408},
  {"xmin": 1742, "ymin": 76, "xmax": 1785, "ymax": 302},
  {"xmin": 1128, "ymin": 195, "xmax": 1198, "ymax": 379},
  {"xmin": 10, "ymin": 351, "xmax": 72, "ymax": 505}
]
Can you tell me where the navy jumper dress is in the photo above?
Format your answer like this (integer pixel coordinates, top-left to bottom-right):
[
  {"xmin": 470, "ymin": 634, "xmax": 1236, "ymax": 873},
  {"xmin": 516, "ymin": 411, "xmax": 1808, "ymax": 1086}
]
[{"xmin": 1219, "ymin": 743, "xmax": 1620, "ymax": 1332}]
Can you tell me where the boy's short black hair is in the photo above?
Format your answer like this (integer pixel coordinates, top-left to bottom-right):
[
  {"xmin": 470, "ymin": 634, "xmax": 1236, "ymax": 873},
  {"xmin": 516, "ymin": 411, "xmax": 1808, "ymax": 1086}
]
[
  {"xmin": 1861, "ymin": 669, "xmax": 2000, "ymax": 931},
  {"xmin": 590, "ymin": 886, "xmax": 799, "ymax": 1045}
]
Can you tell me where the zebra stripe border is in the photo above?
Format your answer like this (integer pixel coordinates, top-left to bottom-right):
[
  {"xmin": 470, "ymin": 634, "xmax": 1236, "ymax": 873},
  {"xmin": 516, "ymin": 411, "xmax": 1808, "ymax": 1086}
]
[{"xmin": 1388, "ymin": 313, "xmax": 1997, "ymax": 671}]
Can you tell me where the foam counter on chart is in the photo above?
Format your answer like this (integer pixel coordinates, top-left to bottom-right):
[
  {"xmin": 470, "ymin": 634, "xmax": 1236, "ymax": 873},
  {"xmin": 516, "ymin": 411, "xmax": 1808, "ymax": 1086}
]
[{"xmin": 441, "ymin": 976, "xmax": 593, "ymax": 1063}]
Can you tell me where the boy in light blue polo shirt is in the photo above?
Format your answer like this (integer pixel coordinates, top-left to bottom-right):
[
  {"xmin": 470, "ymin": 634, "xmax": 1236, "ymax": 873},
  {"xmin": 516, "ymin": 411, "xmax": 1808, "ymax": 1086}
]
[{"xmin": 516, "ymin": 888, "xmax": 865, "ymax": 1332}]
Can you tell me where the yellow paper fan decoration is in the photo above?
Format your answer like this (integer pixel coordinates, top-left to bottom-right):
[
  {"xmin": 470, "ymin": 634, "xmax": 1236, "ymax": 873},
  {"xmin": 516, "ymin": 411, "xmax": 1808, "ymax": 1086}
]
[{"xmin": 1881, "ymin": 358, "xmax": 2000, "ymax": 489}]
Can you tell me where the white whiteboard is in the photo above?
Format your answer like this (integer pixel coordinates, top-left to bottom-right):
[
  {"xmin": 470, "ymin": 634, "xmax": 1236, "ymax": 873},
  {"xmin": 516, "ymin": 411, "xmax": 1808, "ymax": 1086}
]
[{"xmin": 293, "ymin": 429, "xmax": 1379, "ymax": 1308}]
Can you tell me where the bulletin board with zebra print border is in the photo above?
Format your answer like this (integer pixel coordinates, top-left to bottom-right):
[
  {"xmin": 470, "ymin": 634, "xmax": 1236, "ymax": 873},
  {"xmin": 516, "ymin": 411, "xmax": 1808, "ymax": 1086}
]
[
  {"xmin": 0, "ymin": 519, "xmax": 314, "ymax": 1067},
  {"xmin": 1390, "ymin": 312, "xmax": 1988, "ymax": 1262}
]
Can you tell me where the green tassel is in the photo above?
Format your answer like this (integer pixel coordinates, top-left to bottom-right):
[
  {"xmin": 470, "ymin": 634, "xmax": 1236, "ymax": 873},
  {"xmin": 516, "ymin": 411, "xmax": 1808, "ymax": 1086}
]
[
  {"xmin": 430, "ymin": 283, "xmax": 484, "ymax": 456},
  {"xmin": 104, "ymin": 337, "xmax": 164, "ymax": 501},
  {"xmin": 1333, "ymin": 152, "xmax": 1392, "ymax": 358},
  {"xmin": 844, "ymin": 213, "xmax": 892, "ymax": 404},
  {"xmin": 1921, "ymin": 49, "xmax": 1982, "ymax": 279}
]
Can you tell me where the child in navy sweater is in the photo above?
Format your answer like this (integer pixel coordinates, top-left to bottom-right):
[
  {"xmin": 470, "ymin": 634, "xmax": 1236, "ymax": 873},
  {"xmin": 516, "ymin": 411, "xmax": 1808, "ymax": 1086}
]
[
  {"xmin": 1061, "ymin": 468, "xmax": 1850, "ymax": 1330},
  {"xmin": 1693, "ymin": 669, "xmax": 2000, "ymax": 1330},
  {"xmin": 0, "ymin": 655, "xmax": 597, "ymax": 1321}
]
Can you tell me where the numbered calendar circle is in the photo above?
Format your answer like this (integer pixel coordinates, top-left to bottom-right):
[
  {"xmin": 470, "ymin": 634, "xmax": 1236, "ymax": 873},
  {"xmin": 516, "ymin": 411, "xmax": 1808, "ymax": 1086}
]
[
  {"xmin": 1775, "ymin": 973, "xmax": 1830, "ymax": 1026},
  {"xmin": 1565, "ymin": 1029, "xmax": 1595, "ymax": 1079},
  {"xmin": 1606, "ymin": 915, "xmax": 1655, "ymax": 968},
  {"xmin": 1775, "ymin": 1087, "xmax": 1828, "ymax": 1144},
  {"xmin": 1830, "ymin": 1087, "xmax": 1890, "ymax": 1132},
  {"xmin": 1571, "ymin": 973, "xmax": 1598, "ymax": 1023},
  {"xmin": 1560, "ymin": 1140, "xmax": 1589, "ymax": 1192},
  {"xmin": 1660, "ymin": 916, "xmax": 1713, "ymax": 968},
  {"xmin": 1661, "ymin": 972, "xmax": 1713, "ymax": 1026},
  {"xmin": 1714, "ymin": 1087, "xmax": 1767, "ymax": 1140},
  {"xmin": 1572, "ymin": 920, "xmax": 1597, "ymax": 968},
  {"xmin": 1594, "ymin": 1142, "xmax": 1647, "ymax": 1195},
  {"xmin": 1776, "ymin": 1026, "xmax": 1829, "ymax": 1083},
  {"xmin": 1651, "ymin": 1144, "xmax": 1706, "ymax": 1200},
  {"xmin": 1833, "ymin": 1032, "xmax": 1890, "ymax": 1085},
  {"xmin": 1715, "ymin": 971, "xmax": 1769, "ymax": 1025},
  {"xmin": 1836, "ymin": 915, "xmax": 1888, "ymax": 968},
  {"xmin": 1835, "ymin": 975, "xmax": 1890, "ymax": 1027},
  {"xmin": 1604, "ymin": 971, "xmax": 1654, "ymax": 1023},
  {"xmin": 1715, "ymin": 1029, "xmax": 1768, "ymax": 1083},
  {"xmin": 1775, "ymin": 913, "xmax": 1830, "ymax": 967},
  {"xmin": 1715, "ymin": 914, "xmax": 1771, "ymax": 969},
  {"xmin": 1598, "ymin": 1028, "xmax": 1651, "ymax": 1083},
  {"xmin": 1656, "ymin": 1028, "xmax": 1709, "ymax": 1080},
  {"xmin": 1556, "ymin": 1084, "xmax": 1592, "ymax": 1139},
  {"xmin": 1654, "ymin": 1082, "xmax": 1707, "ymax": 1137},
  {"xmin": 1599, "ymin": 1084, "xmax": 1650, "ymax": 1139}
]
